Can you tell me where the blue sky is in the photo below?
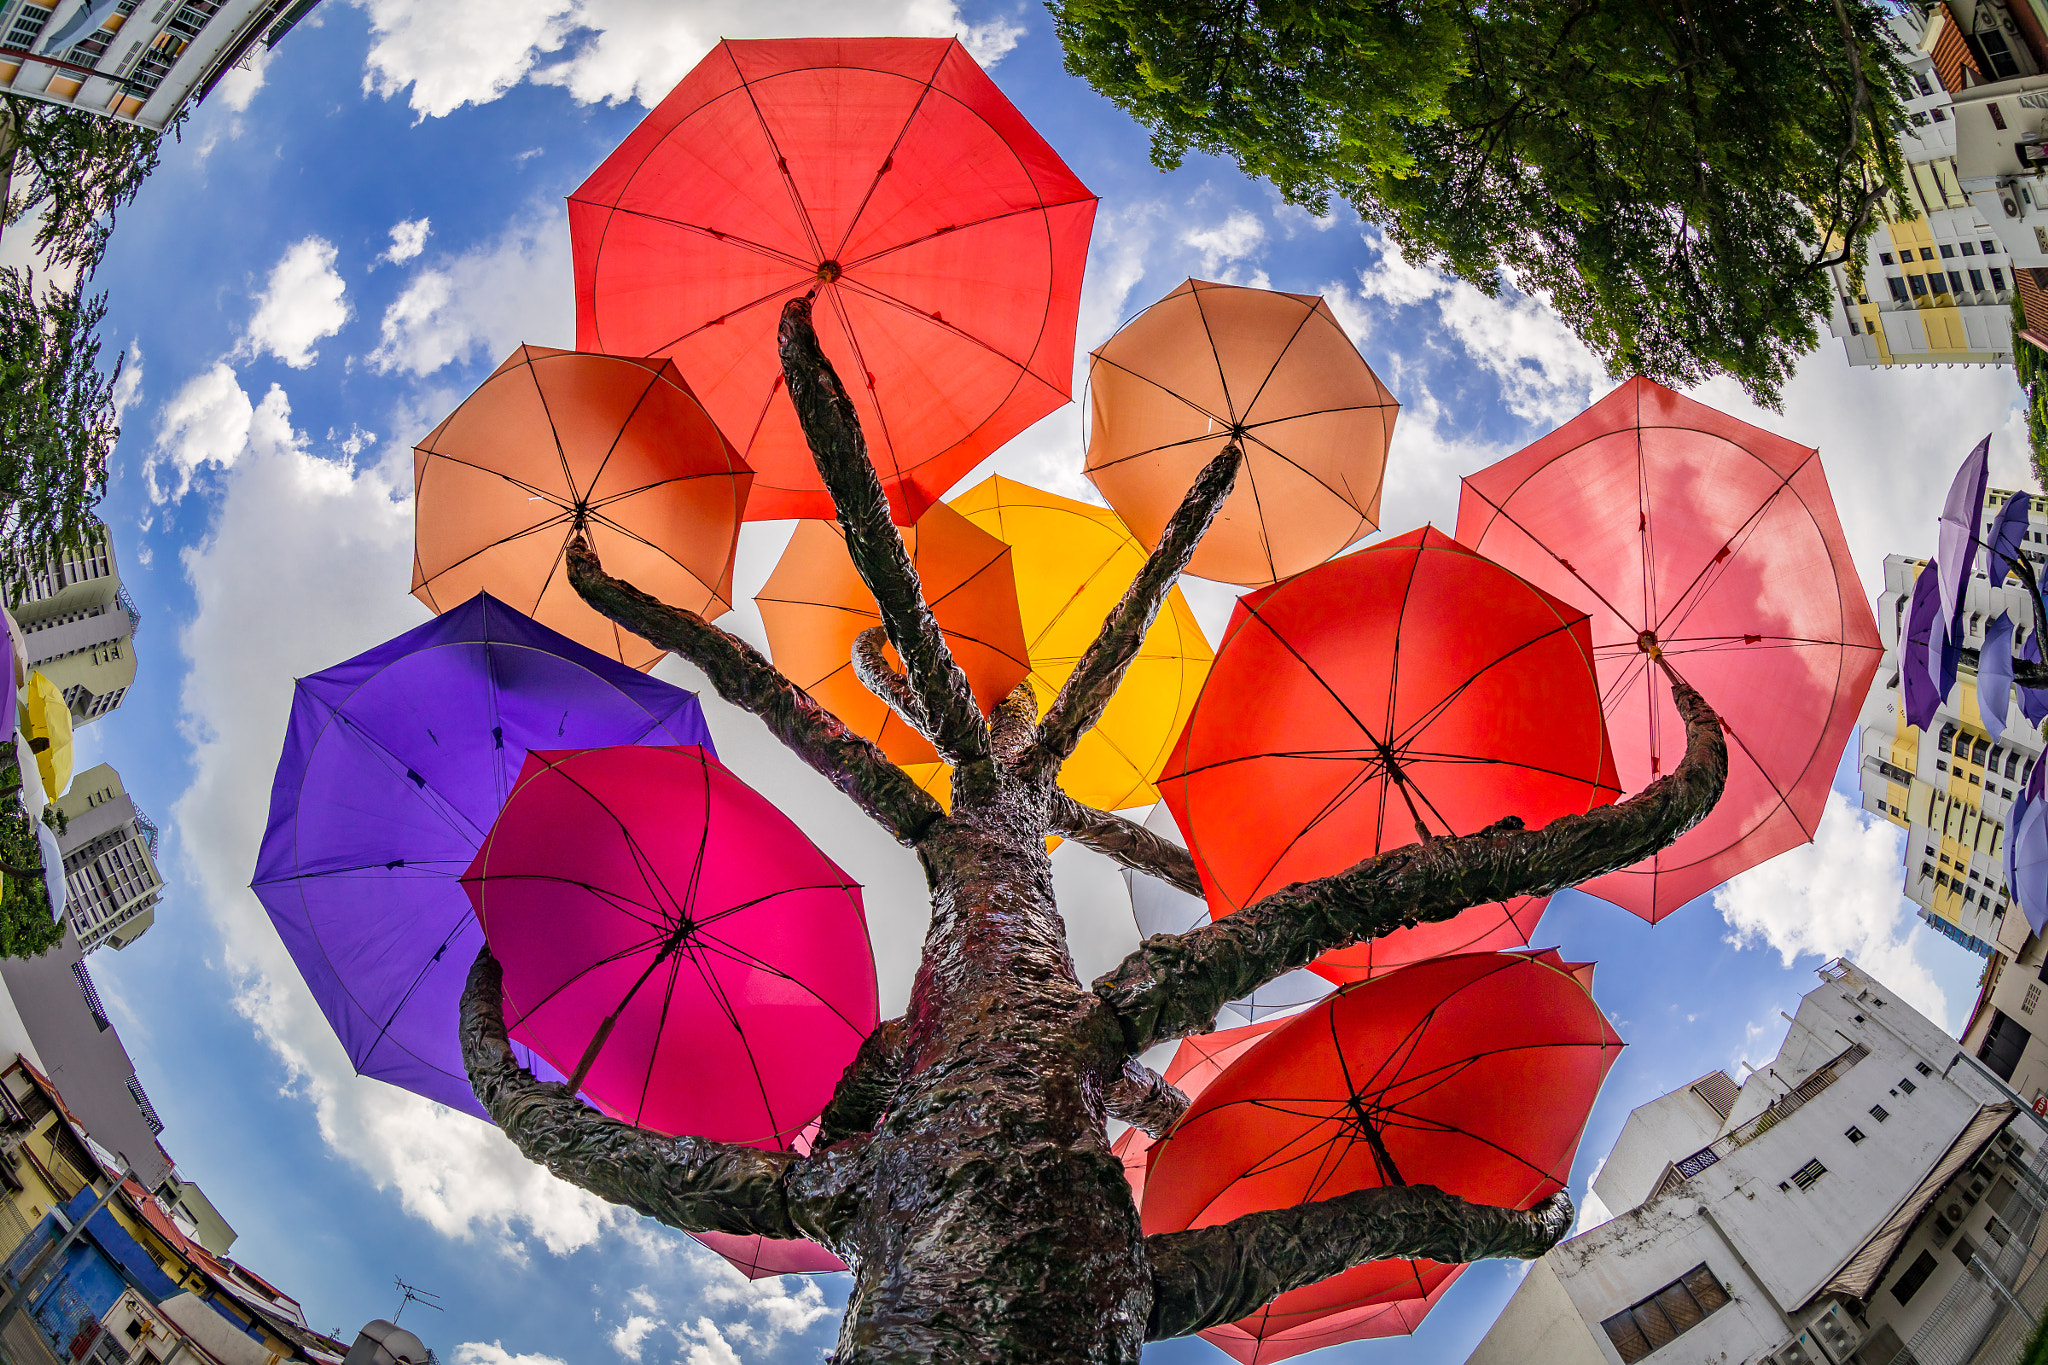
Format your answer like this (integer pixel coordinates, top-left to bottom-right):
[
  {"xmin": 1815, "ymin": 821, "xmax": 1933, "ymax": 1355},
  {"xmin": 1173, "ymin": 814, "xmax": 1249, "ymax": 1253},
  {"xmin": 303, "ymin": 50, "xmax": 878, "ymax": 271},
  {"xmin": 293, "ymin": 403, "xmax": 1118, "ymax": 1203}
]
[{"xmin": 33, "ymin": 2, "xmax": 2043, "ymax": 1362}]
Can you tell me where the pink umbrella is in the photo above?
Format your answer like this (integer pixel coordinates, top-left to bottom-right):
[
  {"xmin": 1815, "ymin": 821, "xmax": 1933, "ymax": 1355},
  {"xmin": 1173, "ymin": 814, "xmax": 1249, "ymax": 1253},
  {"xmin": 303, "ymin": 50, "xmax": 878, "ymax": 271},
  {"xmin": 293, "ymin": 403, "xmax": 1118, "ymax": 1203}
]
[
  {"xmin": 691, "ymin": 1121, "xmax": 848, "ymax": 1278},
  {"xmin": 463, "ymin": 746, "xmax": 878, "ymax": 1146}
]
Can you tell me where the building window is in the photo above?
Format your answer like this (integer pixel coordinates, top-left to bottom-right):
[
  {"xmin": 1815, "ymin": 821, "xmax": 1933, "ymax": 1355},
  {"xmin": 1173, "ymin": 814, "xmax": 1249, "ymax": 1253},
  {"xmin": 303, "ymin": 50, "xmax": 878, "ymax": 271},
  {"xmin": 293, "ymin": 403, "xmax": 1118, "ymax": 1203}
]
[
  {"xmin": 1942, "ymin": 244, "xmax": 1956, "ymax": 258},
  {"xmin": 1871, "ymin": 1103, "xmax": 1890, "ymax": 1122},
  {"xmin": 1791, "ymin": 1159, "xmax": 1827, "ymax": 1190},
  {"xmin": 1974, "ymin": 737, "xmax": 1991, "ymax": 765},
  {"xmin": 2028, "ymin": 984, "xmax": 2041, "ymax": 1014},
  {"xmin": 1846, "ymin": 1126, "xmax": 1866, "ymax": 1143},
  {"xmin": 1994, "ymin": 267, "xmax": 2010, "ymax": 291},
  {"xmin": 1964, "ymin": 242, "xmax": 1978, "ymax": 256},
  {"xmin": 1950, "ymin": 271, "xmax": 1967, "ymax": 295},
  {"xmin": 1921, "ymin": 248, "xmax": 1938, "ymax": 261},
  {"xmin": 1892, "ymin": 1249, "xmax": 1941, "ymax": 1305},
  {"xmin": 1598, "ymin": 1265, "xmax": 1731, "ymax": 1365},
  {"xmin": 1986, "ymin": 240, "xmax": 2002, "ymax": 255},
  {"xmin": 1890, "ymin": 275, "xmax": 1910, "ymax": 302},
  {"xmin": 1971, "ymin": 269, "xmax": 1986, "ymax": 292},
  {"xmin": 1940, "ymin": 724, "xmax": 1958, "ymax": 753},
  {"xmin": 1881, "ymin": 251, "xmax": 1896, "ymax": 265},
  {"xmin": 1993, "ymin": 103, "xmax": 2010, "ymax": 130},
  {"xmin": 1901, "ymin": 1075, "xmax": 1918, "ymax": 1093},
  {"xmin": 1980, "ymin": 1011, "xmax": 2030, "ymax": 1082},
  {"xmin": 3, "ymin": 3, "xmax": 51, "ymax": 51},
  {"xmin": 1911, "ymin": 274, "xmax": 1929, "ymax": 297}
]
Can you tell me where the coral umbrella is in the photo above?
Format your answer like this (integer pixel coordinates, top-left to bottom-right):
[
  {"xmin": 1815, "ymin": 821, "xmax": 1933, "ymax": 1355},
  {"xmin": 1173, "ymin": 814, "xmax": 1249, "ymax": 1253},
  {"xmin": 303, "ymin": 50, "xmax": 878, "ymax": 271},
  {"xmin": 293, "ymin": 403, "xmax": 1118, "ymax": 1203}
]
[
  {"xmin": 1158, "ymin": 528, "xmax": 1617, "ymax": 977},
  {"xmin": 952, "ymin": 476, "xmax": 1213, "ymax": 810},
  {"xmin": 1086, "ymin": 279, "xmax": 1398, "ymax": 587},
  {"xmin": 412, "ymin": 345, "xmax": 751, "ymax": 672},
  {"xmin": 1457, "ymin": 377, "xmax": 1881, "ymax": 922},
  {"xmin": 756, "ymin": 501, "xmax": 1030, "ymax": 764},
  {"xmin": 1140, "ymin": 951, "xmax": 1620, "ymax": 1344},
  {"xmin": 19, "ymin": 672, "xmax": 71, "ymax": 798},
  {"xmin": 1122, "ymin": 804, "xmax": 1334, "ymax": 1024},
  {"xmin": 251, "ymin": 593, "xmax": 713, "ymax": 1119},
  {"xmin": 464, "ymin": 745, "xmax": 878, "ymax": 1145},
  {"xmin": 570, "ymin": 37, "xmax": 1097, "ymax": 523}
]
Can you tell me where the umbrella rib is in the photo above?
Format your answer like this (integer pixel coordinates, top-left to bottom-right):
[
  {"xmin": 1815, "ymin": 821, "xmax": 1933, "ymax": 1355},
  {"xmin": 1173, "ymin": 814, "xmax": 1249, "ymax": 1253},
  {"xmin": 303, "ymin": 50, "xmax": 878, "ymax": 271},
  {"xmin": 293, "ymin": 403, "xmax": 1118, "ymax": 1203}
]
[
  {"xmin": 580, "ymin": 365, "xmax": 672, "ymax": 505},
  {"xmin": 1236, "ymin": 760, "xmax": 1389, "ymax": 913},
  {"xmin": 731, "ymin": 59, "xmax": 828, "ymax": 263},
  {"xmin": 416, "ymin": 513, "xmax": 576, "ymax": 601},
  {"xmin": 1234, "ymin": 301, "xmax": 1322, "ymax": 424},
  {"xmin": 634, "ymin": 941, "xmax": 696, "ymax": 1127},
  {"xmin": 500, "ymin": 932, "xmax": 670, "ymax": 1033},
  {"xmin": 826, "ymin": 47, "xmax": 946, "ymax": 264},
  {"xmin": 357, "ymin": 907, "xmax": 480, "ymax": 1070},
  {"xmin": 1649, "ymin": 451, "xmax": 1813, "ymax": 639},
  {"xmin": 518, "ymin": 352, "xmax": 585, "ymax": 510},
  {"xmin": 841, "ymin": 199, "xmax": 1091, "ymax": 276},
  {"xmin": 1386, "ymin": 617, "xmax": 1589, "ymax": 748},
  {"xmin": 689, "ymin": 928, "xmax": 873, "ymax": 1037},
  {"xmin": 569, "ymin": 201, "xmax": 817, "ymax": 275},
  {"xmin": 419, "ymin": 450, "xmax": 573, "ymax": 504},
  {"xmin": 832, "ymin": 270, "xmax": 1049, "ymax": 380},
  {"xmin": 1458, "ymin": 485, "xmax": 1644, "ymax": 631},
  {"xmin": 817, "ymin": 283, "xmax": 908, "ymax": 485},
  {"xmin": 681, "ymin": 936, "xmax": 788, "ymax": 1142},
  {"xmin": 638, "ymin": 276, "xmax": 811, "ymax": 361}
]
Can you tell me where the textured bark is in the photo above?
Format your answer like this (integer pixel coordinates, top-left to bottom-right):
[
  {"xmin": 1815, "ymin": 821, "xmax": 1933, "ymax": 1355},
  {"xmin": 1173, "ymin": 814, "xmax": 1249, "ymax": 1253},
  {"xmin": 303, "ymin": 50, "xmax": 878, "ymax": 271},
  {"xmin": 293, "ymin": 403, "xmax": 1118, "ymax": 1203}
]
[
  {"xmin": 1025, "ymin": 443, "xmax": 1240, "ymax": 776},
  {"xmin": 853, "ymin": 625, "xmax": 935, "ymax": 745},
  {"xmin": 1092, "ymin": 666, "xmax": 1728, "ymax": 1054},
  {"xmin": 1145, "ymin": 1187, "xmax": 1573, "ymax": 1339},
  {"xmin": 1050, "ymin": 793, "xmax": 1203, "ymax": 896},
  {"xmin": 779, "ymin": 295, "xmax": 989, "ymax": 765},
  {"xmin": 486, "ymin": 329, "xmax": 1733, "ymax": 1363},
  {"xmin": 565, "ymin": 537, "xmax": 943, "ymax": 847}
]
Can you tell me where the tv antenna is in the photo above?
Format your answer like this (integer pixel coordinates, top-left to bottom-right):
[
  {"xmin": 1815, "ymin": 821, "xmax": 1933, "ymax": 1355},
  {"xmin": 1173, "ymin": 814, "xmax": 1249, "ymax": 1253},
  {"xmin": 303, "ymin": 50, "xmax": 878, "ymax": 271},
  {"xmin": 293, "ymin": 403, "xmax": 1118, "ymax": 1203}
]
[{"xmin": 393, "ymin": 1277, "xmax": 443, "ymax": 1325}]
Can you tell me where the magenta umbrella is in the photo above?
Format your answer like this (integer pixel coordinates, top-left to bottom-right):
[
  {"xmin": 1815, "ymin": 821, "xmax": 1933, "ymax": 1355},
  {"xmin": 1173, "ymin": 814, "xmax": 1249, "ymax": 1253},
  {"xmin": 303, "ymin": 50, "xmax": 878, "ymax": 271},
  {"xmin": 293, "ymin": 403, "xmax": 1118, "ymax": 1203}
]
[{"xmin": 462, "ymin": 745, "xmax": 877, "ymax": 1146}]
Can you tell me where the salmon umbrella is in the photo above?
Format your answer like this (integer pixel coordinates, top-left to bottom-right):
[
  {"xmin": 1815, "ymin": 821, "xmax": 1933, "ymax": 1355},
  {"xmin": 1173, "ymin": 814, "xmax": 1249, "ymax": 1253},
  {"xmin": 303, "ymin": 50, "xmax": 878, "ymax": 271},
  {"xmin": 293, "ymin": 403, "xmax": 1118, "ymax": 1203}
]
[
  {"xmin": 1140, "ymin": 951, "xmax": 1619, "ymax": 1343},
  {"xmin": 953, "ymin": 476, "xmax": 1212, "ymax": 810},
  {"xmin": 412, "ymin": 345, "xmax": 751, "ymax": 672},
  {"xmin": 251, "ymin": 593, "xmax": 714, "ymax": 1119},
  {"xmin": 570, "ymin": 37, "xmax": 1097, "ymax": 523},
  {"xmin": 1456, "ymin": 377, "xmax": 1882, "ymax": 922},
  {"xmin": 463, "ymin": 745, "xmax": 878, "ymax": 1145},
  {"xmin": 1085, "ymin": 279, "xmax": 1398, "ymax": 587},
  {"xmin": 756, "ymin": 501, "xmax": 1031, "ymax": 765},
  {"xmin": 1123, "ymin": 804, "xmax": 1334, "ymax": 1024},
  {"xmin": 1158, "ymin": 528, "xmax": 1618, "ymax": 978}
]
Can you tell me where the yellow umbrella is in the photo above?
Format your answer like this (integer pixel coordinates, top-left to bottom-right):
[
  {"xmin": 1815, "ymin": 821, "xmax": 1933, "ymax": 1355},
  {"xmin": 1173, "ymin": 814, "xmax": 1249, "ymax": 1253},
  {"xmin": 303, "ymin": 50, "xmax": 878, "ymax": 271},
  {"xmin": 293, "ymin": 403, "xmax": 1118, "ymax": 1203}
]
[
  {"xmin": 952, "ymin": 476, "xmax": 1213, "ymax": 811},
  {"xmin": 19, "ymin": 672, "xmax": 71, "ymax": 798}
]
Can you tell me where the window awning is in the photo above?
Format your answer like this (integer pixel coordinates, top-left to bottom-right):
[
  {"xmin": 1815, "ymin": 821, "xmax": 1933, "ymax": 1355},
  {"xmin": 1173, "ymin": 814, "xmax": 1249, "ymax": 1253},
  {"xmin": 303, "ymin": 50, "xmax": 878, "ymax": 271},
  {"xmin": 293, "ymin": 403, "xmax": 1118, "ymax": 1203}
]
[{"xmin": 1818, "ymin": 1102, "xmax": 2016, "ymax": 1301}]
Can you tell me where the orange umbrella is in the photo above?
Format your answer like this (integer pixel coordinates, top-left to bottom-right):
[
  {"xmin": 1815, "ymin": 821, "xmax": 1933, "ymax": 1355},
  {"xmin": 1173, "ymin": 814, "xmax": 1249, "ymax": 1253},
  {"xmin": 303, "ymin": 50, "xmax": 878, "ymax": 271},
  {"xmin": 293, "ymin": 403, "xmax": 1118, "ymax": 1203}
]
[
  {"xmin": 413, "ymin": 346, "xmax": 752, "ymax": 671},
  {"xmin": 755, "ymin": 501, "xmax": 1031, "ymax": 765},
  {"xmin": 1085, "ymin": 279, "xmax": 1398, "ymax": 587}
]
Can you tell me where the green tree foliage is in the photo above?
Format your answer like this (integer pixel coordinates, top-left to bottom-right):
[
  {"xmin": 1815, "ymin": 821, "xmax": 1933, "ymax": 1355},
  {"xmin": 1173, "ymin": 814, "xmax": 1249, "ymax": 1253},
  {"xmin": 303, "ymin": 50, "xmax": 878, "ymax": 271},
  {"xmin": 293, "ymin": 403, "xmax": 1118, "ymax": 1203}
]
[
  {"xmin": 1050, "ymin": 0, "xmax": 1916, "ymax": 406},
  {"xmin": 2015, "ymin": 293, "xmax": 2048, "ymax": 486},
  {"xmin": 0, "ymin": 761, "xmax": 62, "ymax": 960},
  {"xmin": 0, "ymin": 94, "xmax": 167, "ymax": 275},
  {"xmin": 0, "ymin": 268, "xmax": 121, "ymax": 596}
]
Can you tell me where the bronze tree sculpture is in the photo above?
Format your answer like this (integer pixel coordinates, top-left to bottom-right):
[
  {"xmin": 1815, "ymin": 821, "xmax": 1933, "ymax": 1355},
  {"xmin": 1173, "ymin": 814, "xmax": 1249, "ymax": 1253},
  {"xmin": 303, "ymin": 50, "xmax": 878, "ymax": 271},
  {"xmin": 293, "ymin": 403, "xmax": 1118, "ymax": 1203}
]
[{"xmin": 458, "ymin": 296, "xmax": 1728, "ymax": 1363}]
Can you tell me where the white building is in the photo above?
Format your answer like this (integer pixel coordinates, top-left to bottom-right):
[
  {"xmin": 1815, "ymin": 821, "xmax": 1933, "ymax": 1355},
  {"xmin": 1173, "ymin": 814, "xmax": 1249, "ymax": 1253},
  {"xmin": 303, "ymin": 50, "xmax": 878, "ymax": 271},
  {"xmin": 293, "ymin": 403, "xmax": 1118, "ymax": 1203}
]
[
  {"xmin": 1856, "ymin": 487, "xmax": 2048, "ymax": 957},
  {"xmin": 0, "ymin": 0, "xmax": 318, "ymax": 132},
  {"xmin": 1467, "ymin": 960, "xmax": 2048, "ymax": 1365},
  {"xmin": 7, "ymin": 524, "xmax": 137, "ymax": 726},
  {"xmin": 51, "ymin": 762, "xmax": 160, "ymax": 953}
]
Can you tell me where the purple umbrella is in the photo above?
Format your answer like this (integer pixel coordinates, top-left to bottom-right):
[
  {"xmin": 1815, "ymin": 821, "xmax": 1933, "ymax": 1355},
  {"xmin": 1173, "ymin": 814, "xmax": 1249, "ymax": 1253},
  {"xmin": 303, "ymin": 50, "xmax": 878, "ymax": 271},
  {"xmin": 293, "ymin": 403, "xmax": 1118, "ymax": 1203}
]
[
  {"xmin": 1937, "ymin": 436, "xmax": 1991, "ymax": 645},
  {"xmin": 1982, "ymin": 613, "xmax": 2016, "ymax": 741},
  {"xmin": 1903, "ymin": 560, "xmax": 1946, "ymax": 730},
  {"xmin": 1989, "ymin": 491, "xmax": 2034, "ymax": 584},
  {"xmin": 253, "ymin": 592, "xmax": 713, "ymax": 1118},
  {"xmin": 2024, "ymin": 630, "xmax": 2048, "ymax": 727},
  {"xmin": 2009, "ymin": 757, "xmax": 2048, "ymax": 935}
]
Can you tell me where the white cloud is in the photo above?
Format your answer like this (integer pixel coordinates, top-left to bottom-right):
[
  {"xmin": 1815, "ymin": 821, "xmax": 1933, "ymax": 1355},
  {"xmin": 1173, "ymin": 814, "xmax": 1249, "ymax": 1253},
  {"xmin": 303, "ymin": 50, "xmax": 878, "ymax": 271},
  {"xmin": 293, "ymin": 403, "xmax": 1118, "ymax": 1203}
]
[
  {"xmin": 678, "ymin": 1318, "xmax": 741, "ymax": 1365},
  {"xmin": 1573, "ymin": 1156, "xmax": 1612, "ymax": 1235},
  {"xmin": 609, "ymin": 1314, "xmax": 659, "ymax": 1360},
  {"xmin": 1180, "ymin": 209, "xmax": 1269, "ymax": 287},
  {"xmin": 149, "ymin": 363, "xmax": 256, "ymax": 503},
  {"xmin": 1715, "ymin": 792, "xmax": 1950, "ymax": 1026},
  {"xmin": 383, "ymin": 218, "xmax": 431, "ymax": 266},
  {"xmin": 242, "ymin": 237, "xmax": 351, "ymax": 370},
  {"xmin": 454, "ymin": 1344, "xmax": 569, "ymax": 1365},
  {"xmin": 215, "ymin": 41, "xmax": 272, "ymax": 113},
  {"xmin": 354, "ymin": 0, "xmax": 1020, "ymax": 120},
  {"xmin": 700, "ymin": 1268, "xmax": 830, "ymax": 1343},
  {"xmin": 367, "ymin": 209, "xmax": 571, "ymax": 377},
  {"xmin": 113, "ymin": 339, "xmax": 143, "ymax": 418}
]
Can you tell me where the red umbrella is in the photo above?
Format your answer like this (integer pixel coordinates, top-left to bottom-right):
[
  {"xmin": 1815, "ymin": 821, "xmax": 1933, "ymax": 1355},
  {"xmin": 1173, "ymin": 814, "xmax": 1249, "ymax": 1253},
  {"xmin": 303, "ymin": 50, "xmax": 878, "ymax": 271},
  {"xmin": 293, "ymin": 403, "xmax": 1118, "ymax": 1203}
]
[
  {"xmin": 1198, "ymin": 1268, "xmax": 1465, "ymax": 1364},
  {"xmin": 1158, "ymin": 528, "xmax": 1618, "ymax": 979},
  {"xmin": 1456, "ymin": 377, "xmax": 1881, "ymax": 921},
  {"xmin": 570, "ymin": 38, "xmax": 1097, "ymax": 523},
  {"xmin": 1141, "ymin": 951, "xmax": 1619, "ymax": 1343},
  {"xmin": 1114, "ymin": 1016, "xmax": 1290, "ymax": 1207},
  {"xmin": 462, "ymin": 746, "xmax": 878, "ymax": 1146},
  {"xmin": 1311, "ymin": 894, "xmax": 1549, "ymax": 986}
]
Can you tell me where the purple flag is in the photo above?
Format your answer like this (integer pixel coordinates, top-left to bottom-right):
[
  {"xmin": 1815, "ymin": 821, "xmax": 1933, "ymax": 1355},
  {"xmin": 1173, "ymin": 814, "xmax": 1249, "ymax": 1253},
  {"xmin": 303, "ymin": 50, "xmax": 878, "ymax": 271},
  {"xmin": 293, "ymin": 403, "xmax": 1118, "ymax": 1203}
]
[
  {"xmin": 1903, "ymin": 561, "xmax": 1946, "ymax": 730},
  {"xmin": 252, "ymin": 592, "xmax": 714, "ymax": 1119}
]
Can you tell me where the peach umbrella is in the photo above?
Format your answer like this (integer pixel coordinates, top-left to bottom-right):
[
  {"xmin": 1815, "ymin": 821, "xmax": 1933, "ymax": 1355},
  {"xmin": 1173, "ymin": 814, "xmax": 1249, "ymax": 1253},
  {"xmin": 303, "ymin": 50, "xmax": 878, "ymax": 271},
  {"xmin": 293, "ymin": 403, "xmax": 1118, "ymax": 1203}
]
[
  {"xmin": 1086, "ymin": 279, "xmax": 1398, "ymax": 587},
  {"xmin": 755, "ymin": 501, "xmax": 1030, "ymax": 765},
  {"xmin": 413, "ymin": 345, "xmax": 752, "ymax": 671}
]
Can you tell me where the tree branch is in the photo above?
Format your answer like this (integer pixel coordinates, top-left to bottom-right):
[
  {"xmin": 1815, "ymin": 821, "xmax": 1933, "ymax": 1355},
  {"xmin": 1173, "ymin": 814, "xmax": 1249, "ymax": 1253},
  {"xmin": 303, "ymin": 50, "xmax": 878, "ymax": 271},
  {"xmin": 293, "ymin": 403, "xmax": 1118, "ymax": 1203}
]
[
  {"xmin": 815, "ymin": 1018, "xmax": 907, "ymax": 1148},
  {"xmin": 1050, "ymin": 793, "xmax": 1203, "ymax": 896},
  {"xmin": 460, "ymin": 946, "xmax": 806, "ymax": 1239},
  {"xmin": 567, "ymin": 535, "xmax": 944, "ymax": 847},
  {"xmin": 1145, "ymin": 1186, "xmax": 1572, "ymax": 1340},
  {"xmin": 1024, "ymin": 444, "xmax": 1241, "ymax": 776},
  {"xmin": 778, "ymin": 296, "xmax": 988, "ymax": 765},
  {"xmin": 852, "ymin": 625, "xmax": 936, "ymax": 744},
  {"xmin": 1106, "ymin": 1059, "xmax": 1187, "ymax": 1140},
  {"xmin": 2008, "ymin": 552, "xmax": 2048, "ymax": 689},
  {"xmin": 1094, "ymin": 667, "xmax": 1727, "ymax": 1054}
]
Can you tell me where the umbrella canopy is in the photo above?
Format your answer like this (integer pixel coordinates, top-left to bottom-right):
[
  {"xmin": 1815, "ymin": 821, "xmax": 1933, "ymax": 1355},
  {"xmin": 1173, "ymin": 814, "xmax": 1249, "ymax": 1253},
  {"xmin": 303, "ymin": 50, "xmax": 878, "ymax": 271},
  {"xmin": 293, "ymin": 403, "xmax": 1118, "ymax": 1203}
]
[
  {"xmin": 570, "ymin": 37, "xmax": 1096, "ymax": 523},
  {"xmin": 953, "ymin": 476, "xmax": 1213, "ymax": 810},
  {"xmin": 1158, "ymin": 529, "xmax": 1618, "ymax": 974},
  {"xmin": 1312, "ymin": 892, "xmax": 1549, "ymax": 986},
  {"xmin": 1198, "ymin": 1269, "xmax": 1466, "ymax": 1364},
  {"xmin": 1937, "ymin": 437, "xmax": 1992, "ymax": 648},
  {"xmin": 413, "ymin": 345, "xmax": 751, "ymax": 672},
  {"xmin": 756, "ymin": 501, "xmax": 1031, "ymax": 765},
  {"xmin": 1141, "ymin": 951, "xmax": 1620, "ymax": 1339},
  {"xmin": 465, "ymin": 745, "xmax": 877, "ymax": 1145},
  {"xmin": 1456, "ymin": 377, "xmax": 1881, "ymax": 922},
  {"xmin": 19, "ymin": 672, "xmax": 72, "ymax": 799},
  {"xmin": 691, "ymin": 1121, "xmax": 847, "ymax": 1278},
  {"xmin": 1122, "ymin": 804, "xmax": 1334, "ymax": 1024},
  {"xmin": 0, "ymin": 607, "xmax": 23, "ymax": 735},
  {"xmin": 1902, "ymin": 561, "xmax": 1946, "ymax": 732},
  {"xmin": 34, "ymin": 821, "xmax": 65, "ymax": 919},
  {"xmin": 1113, "ymin": 1014, "xmax": 1291, "ymax": 1207},
  {"xmin": 252, "ymin": 593, "xmax": 714, "ymax": 1119},
  {"xmin": 1988, "ymin": 491, "xmax": 2034, "ymax": 584},
  {"xmin": 1983, "ymin": 613, "xmax": 2016, "ymax": 741},
  {"xmin": 2024, "ymin": 631, "xmax": 2048, "ymax": 728},
  {"xmin": 1084, "ymin": 279, "xmax": 1398, "ymax": 587},
  {"xmin": 2011, "ymin": 758, "xmax": 2048, "ymax": 935}
]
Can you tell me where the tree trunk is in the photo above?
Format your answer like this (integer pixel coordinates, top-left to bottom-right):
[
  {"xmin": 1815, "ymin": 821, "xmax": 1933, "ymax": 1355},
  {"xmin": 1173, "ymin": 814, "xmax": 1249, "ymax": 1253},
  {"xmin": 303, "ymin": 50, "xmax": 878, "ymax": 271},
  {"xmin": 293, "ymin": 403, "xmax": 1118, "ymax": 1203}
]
[{"xmin": 457, "ymin": 296, "xmax": 1730, "ymax": 1362}]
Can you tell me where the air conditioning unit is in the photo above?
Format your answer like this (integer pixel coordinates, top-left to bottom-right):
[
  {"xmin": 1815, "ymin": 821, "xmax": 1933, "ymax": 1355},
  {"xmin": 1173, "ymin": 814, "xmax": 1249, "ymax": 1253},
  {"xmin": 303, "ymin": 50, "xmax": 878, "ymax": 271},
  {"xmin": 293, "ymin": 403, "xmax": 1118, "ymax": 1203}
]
[
  {"xmin": 1775, "ymin": 1334, "xmax": 1823, "ymax": 1365},
  {"xmin": 2002, "ymin": 189, "xmax": 2022, "ymax": 218},
  {"xmin": 1810, "ymin": 1304, "xmax": 1865, "ymax": 1363},
  {"xmin": 1968, "ymin": 1171, "xmax": 1992, "ymax": 1201}
]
